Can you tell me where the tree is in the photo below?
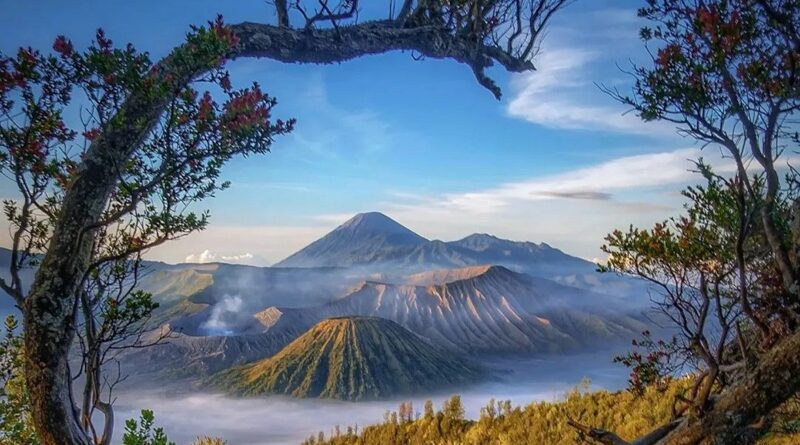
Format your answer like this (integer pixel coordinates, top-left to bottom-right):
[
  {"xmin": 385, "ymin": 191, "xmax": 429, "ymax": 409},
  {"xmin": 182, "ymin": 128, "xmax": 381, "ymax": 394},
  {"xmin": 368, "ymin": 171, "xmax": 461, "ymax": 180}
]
[
  {"xmin": 0, "ymin": 316, "xmax": 38, "ymax": 445},
  {"xmin": 603, "ymin": 168, "xmax": 764, "ymax": 410},
  {"xmin": 0, "ymin": 2, "xmax": 570, "ymax": 445},
  {"xmin": 121, "ymin": 410, "xmax": 175, "ymax": 445},
  {"xmin": 571, "ymin": 1, "xmax": 800, "ymax": 444},
  {"xmin": 1, "ymin": 21, "xmax": 292, "ymax": 445}
]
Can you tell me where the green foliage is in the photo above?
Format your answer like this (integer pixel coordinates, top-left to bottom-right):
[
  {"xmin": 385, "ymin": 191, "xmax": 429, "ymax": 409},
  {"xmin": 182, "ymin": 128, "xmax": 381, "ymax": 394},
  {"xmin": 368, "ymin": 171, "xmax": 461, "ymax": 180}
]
[
  {"xmin": 624, "ymin": 1, "xmax": 799, "ymax": 123},
  {"xmin": 122, "ymin": 410, "xmax": 175, "ymax": 445},
  {"xmin": 0, "ymin": 316, "xmax": 38, "ymax": 445},
  {"xmin": 306, "ymin": 379, "xmax": 800, "ymax": 445},
  {"xmin": 601, "ymin": 167, "xmax": 785, "ymax": 404}
]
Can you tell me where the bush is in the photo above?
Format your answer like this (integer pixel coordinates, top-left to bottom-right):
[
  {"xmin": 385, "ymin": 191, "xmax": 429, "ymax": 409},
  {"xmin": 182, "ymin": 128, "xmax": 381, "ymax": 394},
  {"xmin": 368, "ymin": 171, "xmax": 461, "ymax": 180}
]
[
  {"xmin": 192, "ymin": 437, "xmax": 227, "ymax": 445},
  {"xmin": 122, "ymin": 410, "xmax": 175, "ymax": 445}
]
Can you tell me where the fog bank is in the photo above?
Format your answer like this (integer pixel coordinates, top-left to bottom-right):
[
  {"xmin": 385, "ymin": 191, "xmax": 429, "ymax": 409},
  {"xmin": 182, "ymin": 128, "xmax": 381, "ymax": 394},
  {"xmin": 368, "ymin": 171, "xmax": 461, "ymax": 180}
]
[{"xmin": 112, "ymin": 352, "xmax": 627, "ymax": 445}]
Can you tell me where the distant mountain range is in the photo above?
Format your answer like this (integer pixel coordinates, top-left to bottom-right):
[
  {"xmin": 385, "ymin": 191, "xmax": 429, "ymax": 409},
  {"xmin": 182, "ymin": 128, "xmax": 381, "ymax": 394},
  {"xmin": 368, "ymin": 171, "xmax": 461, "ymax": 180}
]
[
  {"xmin": 260, "ymin": 265, "xmax": 647, "ymax": 354},
  {"xmin": 210, "ymin": 316, "xmax": 483, "ymax": 401},
  {"xmin": 276, "ymin": 212, "xmax": 586, "ymax": 271},
  {"xmin": 275, "ymin": 212, "xmax": 644, "ymax": 298}
]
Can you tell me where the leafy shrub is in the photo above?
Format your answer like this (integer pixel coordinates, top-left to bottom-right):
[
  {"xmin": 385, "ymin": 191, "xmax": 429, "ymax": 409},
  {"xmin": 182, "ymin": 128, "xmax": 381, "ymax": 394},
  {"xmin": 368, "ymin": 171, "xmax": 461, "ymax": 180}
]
[
  {"xmin": 192, "ymin": 437, "xmax": 227, "ymax": 445},
  {"xmin": 122, "ymin": 410, "xmax": 175, "ymax": 445}
]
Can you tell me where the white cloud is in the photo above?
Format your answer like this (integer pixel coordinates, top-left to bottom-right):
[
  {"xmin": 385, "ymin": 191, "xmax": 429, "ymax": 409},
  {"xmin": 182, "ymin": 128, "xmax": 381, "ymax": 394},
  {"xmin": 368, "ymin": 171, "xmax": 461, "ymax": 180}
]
[
  {"xmin": 148, "ymin": 225, "xmax": 329, "ymax": 266},
  {"xmin": 366, "ymin": 145, "xmax": 792, "ymax": 260},
  {"xmin": 184, "ymin": 250, "xmax": 255, "ymax": 265},
  {"xmin": 504, "ymin": 6, "xmax": 676, "ymax": 136},
  {"xmin": 300, "ymin": 147, "xmax": 713, "ymax": 260},
  {"xmin": 506, "ymin": 47, "xmax": 664, "ymax": 134},
  {"xmin": 416, "ymin": 147, "xmax": 701, "ymax": 214}
]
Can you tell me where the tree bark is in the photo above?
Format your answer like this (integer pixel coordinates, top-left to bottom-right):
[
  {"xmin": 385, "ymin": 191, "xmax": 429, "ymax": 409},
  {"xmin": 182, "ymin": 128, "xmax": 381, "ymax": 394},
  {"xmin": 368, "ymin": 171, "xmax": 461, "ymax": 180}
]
[{"xmin": 230, "ymin": 21, "xmax": 536, "ymax": 99}]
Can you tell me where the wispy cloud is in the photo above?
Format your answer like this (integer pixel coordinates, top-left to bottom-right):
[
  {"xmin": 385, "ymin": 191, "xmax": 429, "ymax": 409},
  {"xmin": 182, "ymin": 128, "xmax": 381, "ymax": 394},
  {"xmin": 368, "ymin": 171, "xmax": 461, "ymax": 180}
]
[
  {"xmin": 317, "ymin": 147, "xmax": 714, "ymax": 259},
  {"xmin": 505, "ymin": 9, "xmax": 672, "ymax": 135},
  {"xmin": 506, "ymin": 46, "xmax": 670, "ymax": 135},
  {"xmin": 285, "ymin": 75, "xmax": 399, "ymax": 166},
  {"xmin": 508, "ymin": 49, "xmax": 634, "ymax": 133},
  {"xmin": 408, "ymin": 148, "xmax": 699, "ymax": 214}
]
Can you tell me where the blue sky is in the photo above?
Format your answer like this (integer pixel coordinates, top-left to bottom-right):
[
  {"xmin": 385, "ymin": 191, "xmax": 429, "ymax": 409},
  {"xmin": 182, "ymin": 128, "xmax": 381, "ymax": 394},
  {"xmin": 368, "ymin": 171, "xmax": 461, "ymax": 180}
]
[{"xmin": 0, "ymin": 0, "xmax": 725, "ymax": 265}]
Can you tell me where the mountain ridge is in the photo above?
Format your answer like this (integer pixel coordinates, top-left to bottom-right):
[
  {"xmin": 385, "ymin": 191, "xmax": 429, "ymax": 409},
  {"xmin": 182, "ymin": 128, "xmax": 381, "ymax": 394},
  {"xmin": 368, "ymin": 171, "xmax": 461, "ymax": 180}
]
[
  {"xmin": 273, "ymin": 212, "xmax": 647, "ymax": 299},
  {"xmin": 275, "ymin": 212, "xmax": 592, "ymax": 270},
  {"xmin": 261, "ymin": 265, "xmax": 648, "ymax": 355}
]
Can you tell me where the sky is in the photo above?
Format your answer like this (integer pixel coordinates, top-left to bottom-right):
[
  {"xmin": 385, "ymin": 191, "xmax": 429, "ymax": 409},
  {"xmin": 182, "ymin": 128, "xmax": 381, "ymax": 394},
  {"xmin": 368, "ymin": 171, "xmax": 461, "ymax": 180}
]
[{"xmin": 0, "ymin": 0, "xmax": 725, "ymax": 266}]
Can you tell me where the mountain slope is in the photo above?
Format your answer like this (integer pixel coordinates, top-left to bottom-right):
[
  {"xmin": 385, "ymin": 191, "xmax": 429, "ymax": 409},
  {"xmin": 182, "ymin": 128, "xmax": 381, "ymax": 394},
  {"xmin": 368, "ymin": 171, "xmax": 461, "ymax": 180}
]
[
  {"xmin": 449, "ymin": 233, "xmax": 593, "ymax": 274},
  {"xmin": 276, "ymin": 212, "xmax": 429, "ymax": 268},
  {"xmin": 118, "ymin": 327, "xmax": 302, "ymax": 384},
  {"xmin": 263, "ymin": 266, "xmax": 648, "ymax": 355},
  {"xmin": 211, "ymin": 316, "xmax": 482, "ymax": 400},
  {"xmin": 140, "ymin": 263, "xmax": 362, "ymax": 336}
]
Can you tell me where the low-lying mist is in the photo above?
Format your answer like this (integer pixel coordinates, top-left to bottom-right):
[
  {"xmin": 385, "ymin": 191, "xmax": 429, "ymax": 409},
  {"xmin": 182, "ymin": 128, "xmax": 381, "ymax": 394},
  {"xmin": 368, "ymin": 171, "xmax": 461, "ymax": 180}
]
[{"xmin": 112, "ymin": 352, "xmax": 628, "ymax": 445}]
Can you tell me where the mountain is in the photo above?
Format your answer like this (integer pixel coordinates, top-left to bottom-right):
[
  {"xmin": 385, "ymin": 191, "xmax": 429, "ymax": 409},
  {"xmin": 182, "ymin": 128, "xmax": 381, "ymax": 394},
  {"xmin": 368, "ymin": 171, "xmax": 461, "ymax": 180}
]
[
  {"xmin": 119, "ymin": 327, "xmax": 302, "ymax": 383},
  {"xmin": 449, "ymin": 233, "xmax": 592, "ymax": 275},
  {"xmin": 262, "ymin": 265, "xmax": 648, "ymax": 355},
  {"xmin": 274, "ymin": 212, "xmax": 575, "ymax": 272},
  {"xmin": 276, "ymin": 212, "xmax": 429, "ymax": 268},
  {"xmin": 139, "ymin": 263, "xmax": 364, "ymax": 336},
  {"xmin": 274, "ymin": 213, "xmax": 645, "ymax": 299},
  {"xmin": 210, "ymin": 316, "xmax": 482, "ymax": 400}
]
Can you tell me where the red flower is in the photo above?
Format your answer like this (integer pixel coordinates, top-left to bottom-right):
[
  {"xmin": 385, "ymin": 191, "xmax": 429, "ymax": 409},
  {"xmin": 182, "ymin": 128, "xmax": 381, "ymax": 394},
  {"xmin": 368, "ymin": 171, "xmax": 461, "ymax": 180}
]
[
  {"xmin": 198, "ymin": 91, "xmax": 214, "ymax": 122},
  {"xmin": 220, "ymin": 72, "xmax": 232, "ymax": 91},
  {"xmin": 83, "ymin": 128, "xmax": 101, "ymax": 141},
  {"xmin": 53, "ymin": 36, "xmax": 74, "ymax": 58},
  {"xmin": 696, "ymin": 6, "xmax": 719, "ymax": 35},
  {"xmin": 96, "ymin": 29, "xmax": 112, "ymax": 52},
  {"xmin": 656, "ymin": 44, "xmax": 682, "ymax": 68},
  {"xmin": 210, "ymin": 15, "xmax": 240, "ymax": 48}
]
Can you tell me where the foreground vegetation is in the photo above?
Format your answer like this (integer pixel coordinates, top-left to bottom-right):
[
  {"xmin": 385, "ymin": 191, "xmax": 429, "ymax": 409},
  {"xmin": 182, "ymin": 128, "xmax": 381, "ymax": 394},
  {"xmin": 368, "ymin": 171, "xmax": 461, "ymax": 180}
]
[{"xmin": 304, "ymin": 380, "xmax": 800, "ymax": 445}]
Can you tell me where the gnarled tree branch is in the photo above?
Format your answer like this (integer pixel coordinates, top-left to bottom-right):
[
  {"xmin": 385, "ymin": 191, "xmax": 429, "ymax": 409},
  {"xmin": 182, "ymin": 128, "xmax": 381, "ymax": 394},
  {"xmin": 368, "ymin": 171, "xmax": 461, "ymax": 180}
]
[{"xmin": 231, "ymin": 18, "xmax": 538, "ymax": 99}]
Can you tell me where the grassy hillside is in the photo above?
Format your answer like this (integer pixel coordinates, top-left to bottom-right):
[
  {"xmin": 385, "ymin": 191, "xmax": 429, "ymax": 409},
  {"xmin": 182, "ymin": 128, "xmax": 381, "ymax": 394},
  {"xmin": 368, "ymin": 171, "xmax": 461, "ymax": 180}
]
[
  {"xmin": 210, "ymin": 316, "xmax": 483, "ymax": 401},
  {"xmin": 303, "ymin": 379, "xmax": 800, "ymax": 445}
]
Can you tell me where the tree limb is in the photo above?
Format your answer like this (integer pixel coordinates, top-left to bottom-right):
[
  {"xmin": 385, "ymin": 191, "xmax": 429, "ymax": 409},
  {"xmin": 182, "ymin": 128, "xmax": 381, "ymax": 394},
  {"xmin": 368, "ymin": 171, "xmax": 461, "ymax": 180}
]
[
  {"xmin": 567, "ymin": 417, "xmax": 630, "ymax": 445},
  {"xmin": 231, "ymin": 20, "xmax": 536, "ymax": 100}
]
